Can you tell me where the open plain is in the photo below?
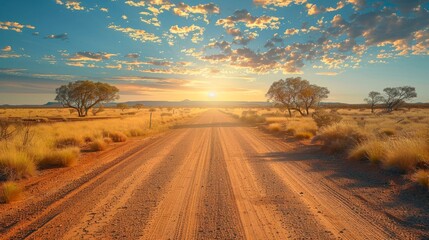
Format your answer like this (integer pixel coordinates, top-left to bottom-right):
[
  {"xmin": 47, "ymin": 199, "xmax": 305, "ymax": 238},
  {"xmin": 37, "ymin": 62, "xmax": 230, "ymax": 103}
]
[{"xmin": 1, "ymin": 110, "xmax": 428, "ymax": 239}]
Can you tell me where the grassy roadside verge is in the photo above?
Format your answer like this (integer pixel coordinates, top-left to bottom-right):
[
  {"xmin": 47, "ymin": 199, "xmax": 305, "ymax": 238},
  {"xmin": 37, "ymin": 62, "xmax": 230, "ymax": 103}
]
[{"xmin": 0, "ymin": 109, "xmax": 205, "ymax": 203}]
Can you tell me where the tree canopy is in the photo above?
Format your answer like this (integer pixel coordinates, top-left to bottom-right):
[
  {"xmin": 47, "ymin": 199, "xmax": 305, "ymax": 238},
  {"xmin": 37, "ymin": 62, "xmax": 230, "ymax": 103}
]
[
  {"xmin": 266, "ymin": 77, "xmax": 329, "ymax": 116},
  {"xmin": 55, "ymin": 80, "xmax": 119, "ymax": 117}
]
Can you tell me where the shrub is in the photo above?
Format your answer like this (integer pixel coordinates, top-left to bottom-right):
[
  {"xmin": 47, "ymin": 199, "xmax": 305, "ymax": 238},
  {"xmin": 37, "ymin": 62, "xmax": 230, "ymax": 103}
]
[
  {"xmin": 267, "ymin": 123, "xmax": 282, "ymax": 132},
  {"xmin": 87, "ymin": 139, "xmax": 107, "ymax": 152},
  {"xmin": 37, "ymin": 147, "xmax": 79, "ymax": 169},
  {"xmin": 312, "ymin": 123, "xmax": 370, "ymax": 153},
  {"xmin": 348, "ymin": 139, "xmax": 386, "ymax": 163},
  {"xmin": 312, "ymin": 110, "xmax": 343, "ymax": 128},
  {"xmin": 128, "ymin": 128, "xmax": 144, "ymax": 137},
  {"xmin": 105, "ymin": 131, "xmax": 127, "ymax": 142},
  {"xmin": 294, "ymin": 131, "xmax": 313, "ymax": 140},
  {"xmin": 1, "ymin": 182, "xmax": 22, "ymax": 203},
  {"xmin": 55, "ymin": 136, "xmax": 82, "ymax": 148},
  {"xmin": 383, "ymin": 138, "xmax": 429, "ymax": 172},
  {"xmin": 0, "ymin": 151, "xmax": 35, "ymax": 180},
  {"xmin": 412, "ymin": 170, "xmax": 429, "ymax": 188}
]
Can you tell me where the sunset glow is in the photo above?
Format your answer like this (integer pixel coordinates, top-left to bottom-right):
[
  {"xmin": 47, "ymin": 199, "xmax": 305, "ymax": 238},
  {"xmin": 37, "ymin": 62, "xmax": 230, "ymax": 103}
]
[{"xmin": 0, "ymin": 0, "xmax": 428, "ymax": 104}]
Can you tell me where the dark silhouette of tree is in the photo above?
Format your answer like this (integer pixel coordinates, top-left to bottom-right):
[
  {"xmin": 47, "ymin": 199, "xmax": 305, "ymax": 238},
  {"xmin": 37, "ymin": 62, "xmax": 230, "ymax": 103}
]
[
  {"xmin": 117, "ymin": 103, "xmax": 129, "ymax": 112},
  {"xmin": 364, "ymin": 91, "xmax": 384, "ymax": 113},
  {"xmin": 55, "ymin": 80, "xmax": 119, "ymax": 117},
  {"xmin": 383, "ymin": 86, "xmax": 417, "ymax": 112}
]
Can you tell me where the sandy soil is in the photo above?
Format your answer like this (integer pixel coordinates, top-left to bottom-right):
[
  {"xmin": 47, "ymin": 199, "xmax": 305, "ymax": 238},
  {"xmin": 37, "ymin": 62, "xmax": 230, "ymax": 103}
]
[{"xmin": 0, "ymin": 110, "xmax": 428, "ymax": 239}]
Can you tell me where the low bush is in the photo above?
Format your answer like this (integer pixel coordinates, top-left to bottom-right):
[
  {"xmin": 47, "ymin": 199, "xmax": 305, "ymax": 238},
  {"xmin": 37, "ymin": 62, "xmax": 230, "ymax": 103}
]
[
  {"xmin": 0, "ymin": 150, "xmax": 35, "ymax": 180},
  {"xmin": 383, "ymin": 138, "xmax": 429, "ymax": 172},
  {"xmin": 312, "ymin": 123, "xmax": 370, "ymax": 153},
  {"xmin": 87, "ymin": 139, "xmax": 107, "ymax": 152},
  {"xmin": 1, "ymin": 182, "xmax": 22, "ymax": 203},
  {"xmin": 412, "ymin": 170, "xmax": 429, "ymax": 188},
  {"xmin": 37, "ymin": 147, "xmax": 79, "ymax": 169},
  {"xmin": 348, "ymin": 139, "xmax": 386, "ymax": 163},
  {"xmin": 105, "ymin": 131, "xmax": 127, "ymax": 142},
  {"xmin": 267, "ymin": 123, "xmax": 282, "ymax": 132},
  {"xmin": 55, "ymin": 136, "xmax": 82, "ymax": 148},
  {"xmin": 312, "ymin": 110, "xmax": 343, "ymax": 128}
]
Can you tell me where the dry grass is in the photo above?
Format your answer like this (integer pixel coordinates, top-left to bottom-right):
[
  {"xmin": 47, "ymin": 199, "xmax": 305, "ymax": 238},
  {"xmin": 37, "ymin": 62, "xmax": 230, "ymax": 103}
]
[
  {"xmin": 348, "ymin": 139, "xmax": 386, "ymax": 163},
  {"xmin": 383, "ymin": 138, "xmax": 429, "ymax": 172},
  {"xmin": 313, "ymin": 122, "xmax": 370, "ymax": 153},
  {"xmin": 105, "ymin": 131, "xmax": 127, "ymax": 142},
  {"xmin": 267, "ymin": 123, "xmax": 282, "ymax": 132},
  {"xmin": 87, "ymin": 138, "xmax": 107, "ymax": 152},
  {"xmin": 412, "ymin": 170, "xmax": 429, "ymax": 188},
  {"xmin": 1, "ymin": 182, "xmax": 22, "ymax": 203},
  {"xmin": 37, "ymin": 147, "xmax": 80, "ymax": 169},
  {"xmin": 0, "ymin": 150, "xmax": 35, "ymax": 180}
]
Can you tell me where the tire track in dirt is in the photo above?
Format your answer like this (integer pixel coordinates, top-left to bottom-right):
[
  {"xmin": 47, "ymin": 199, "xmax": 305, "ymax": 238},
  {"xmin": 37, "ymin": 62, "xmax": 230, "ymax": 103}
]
[
  {"xmin": 8, "ymin": 128, "xmax": 191, "ymax": 240},
  {"xmin": 140, "ymin": 128, "xmax": 211, "ymax": 239},
  {"xmin": 231, "ymin": 118, "xmax": 422, "ymax": 239},
  {"xmin": 195, "ymin": 127, "xmax": 245, "ymax": 239}
]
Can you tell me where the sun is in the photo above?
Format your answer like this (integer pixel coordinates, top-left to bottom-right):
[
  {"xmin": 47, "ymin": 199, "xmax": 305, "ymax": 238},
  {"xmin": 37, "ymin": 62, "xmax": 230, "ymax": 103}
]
[{"xmin": 208, "ymin": 91, "xmax": 217, "ymax": 98}]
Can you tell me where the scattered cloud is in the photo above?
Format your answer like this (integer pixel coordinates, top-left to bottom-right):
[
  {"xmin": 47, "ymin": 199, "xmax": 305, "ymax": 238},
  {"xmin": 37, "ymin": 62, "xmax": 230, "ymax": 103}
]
[
  {"xmin": 0, "ymin": 21, "xmax": 35, "ymax": 32},
  {"xmin": 108, "ymin": 24, "xmax": 161, "ymax": 43},
  {"xmin": 316, "ymin": 72, "xmax": 339, "ymax": 76},
  {"xmin": 2, "ymin": 46, "xmax": 12, "ymax": 52},
  {"xmin": 253, "ymin": 0, "xmax": 307, "ymax": 8},
  {"xmin": 68, "ymin": 52, "xmax": 116, "ymax": 62},
  {"xmin": 216, "ymin": 9, "xmax": 281, "ymax": 30},
  {"xmin": 169, "ymin": 25, "xmax": 205, "ymax": 43},
  {"xmin": 125, "ymin": 53, "xmax": 140, "ymax": 58},
  {"xmin": 56, "ymin": 0, "xmax": 85, "ymax": 11},
  {"xmin": 173, "ymin": 2, "xmax": 219, "ymax": 23}
]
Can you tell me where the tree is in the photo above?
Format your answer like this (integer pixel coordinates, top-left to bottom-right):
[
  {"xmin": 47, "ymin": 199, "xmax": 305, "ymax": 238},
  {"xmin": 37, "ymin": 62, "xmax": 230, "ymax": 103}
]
[
  {"xmin": 117, "ymin": 103, "xmax": 129, "ymax": 112},
  {"xmin": 134, "ymin": 103, "xmax": 144, "ymax": 110},
  {"xmin": 364, "ymin": 91, "xmax": 384, "ymax": 113},
  {"xmin": 55, "ymin": 80, "xmax": 119, "ymax": 117},
  {"xmin": 382, "ymin": 86, "xmax": 417, "ymax": 112},
  {"xmin": 266, "ymin": 77, "xmax": 329, "ymax": 117}
]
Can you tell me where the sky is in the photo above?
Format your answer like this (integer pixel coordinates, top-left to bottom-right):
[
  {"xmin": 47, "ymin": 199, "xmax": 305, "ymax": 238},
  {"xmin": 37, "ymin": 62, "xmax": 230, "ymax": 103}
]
[{"xmin": 0, "ymin": 0, "xmax": 428, "ymax": 105}]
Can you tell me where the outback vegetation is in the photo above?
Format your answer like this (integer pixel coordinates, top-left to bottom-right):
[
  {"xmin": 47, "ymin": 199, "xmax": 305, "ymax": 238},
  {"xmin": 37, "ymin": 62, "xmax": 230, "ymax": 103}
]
[{"xmin": 224, "ymin": 81, "xmax": 429, "ymax": 190}]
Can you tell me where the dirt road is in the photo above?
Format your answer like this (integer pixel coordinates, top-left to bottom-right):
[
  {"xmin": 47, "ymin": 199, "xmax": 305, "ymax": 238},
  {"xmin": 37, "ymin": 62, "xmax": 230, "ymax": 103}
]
[{"xmin": 1, "ymin": 110, "xmax": 428, "ymax": 239}]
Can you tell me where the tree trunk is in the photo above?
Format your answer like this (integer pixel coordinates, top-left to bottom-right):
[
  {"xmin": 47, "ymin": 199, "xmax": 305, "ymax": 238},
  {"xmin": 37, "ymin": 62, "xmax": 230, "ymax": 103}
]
[{"xmin": 287, "ymin": 108, "xmax": 292, "ymax": 117}]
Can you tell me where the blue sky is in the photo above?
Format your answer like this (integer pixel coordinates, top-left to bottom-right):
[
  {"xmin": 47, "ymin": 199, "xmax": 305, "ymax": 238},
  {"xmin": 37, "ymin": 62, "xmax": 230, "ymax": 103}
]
[{"xmin": 0, "ymin": 0, "xmax": 428, "ymax": 104}]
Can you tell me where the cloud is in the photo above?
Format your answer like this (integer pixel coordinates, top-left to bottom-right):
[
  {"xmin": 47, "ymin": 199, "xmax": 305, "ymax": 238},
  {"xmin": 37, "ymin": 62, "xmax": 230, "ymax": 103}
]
[
  {"xmin": 2, "ymin": 46, "xmax": 12, "ymax": 52},
  {"xmin": 0, "ymin": 21, "xmax": 35, "ymax": 32},
  {"xmin": 216, "ymin": 9, "xmax": 281, "ymax": 30},
  {"xmin": 100, "ymin": 7, "xmax": 108, "ymax": 12},
  {"xmin": 346, "ymin": 0, "xmax": 365, "ymax": 10},
  {"xmin": 253, "ymin": 0, "xmax": 307, "ymax": 8},
  {"xmin": 125, "ymin": 0, "xmax": 173, "ymax": 9},
  {"xmin": 45, "ymin": 33, "xmax": 68, "ymax": 40},
  {"xmin": 125, "ymin": 53, "xmax": 140, "ymax": 58},
  {"xmin": 122, "ymin": 15, "xmax": 128, "ymax": 20},
  {"xmin": 108, "ymin": 24, "xmax": 161, "ymax": 43},
  {"xmin": 169, "ymin": 25, "xmax": 205, "ymax": 43},
  {"xmin": 68, "ymin": 52, "xmax": 117, "ymax": 62},
  {"xmin": 173, "ymin": 2, "xmax": 219, "ymax": 23},
  {"xmin": 305, "ymin": 2, "xmax": 345, "ymax": 16},
  {"xmin": 56, "ymin": 0, "xmax": 85, "ymax": 11},
  {"xmin": 284, "ymin": 28, "xmax": 299, "ymax": 35},
  {"xmin": 316, "ymin": 72, "xmax": 339, "ymax": 76}
]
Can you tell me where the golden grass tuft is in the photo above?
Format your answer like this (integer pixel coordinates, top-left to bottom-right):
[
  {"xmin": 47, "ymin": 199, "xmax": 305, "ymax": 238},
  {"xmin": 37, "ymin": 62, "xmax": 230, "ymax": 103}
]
[
  {"xmin": 383, "ymin": 138, "xmax": 429, "ymax": 172},
  {"xmin": 0, "ymin": 150, "xmax": 35, "ymax": 180},
  {"xmin": 37, "ymin": 147, "xmax": 80, "ymax": 169},
  {"xmin": 412, "ymin": 170, "xmax": 429, "ymax": 188},
  {"xmin": 294, "ymin": 131, "xmax": 314, "ymax": 140},
  {"xmin": 348, "ymin": 139, "xmax": 386, "ymax": 163},
  {"xmin": 267, "ymin": 123, "xmax": 282, "ymax": 132},
  {"xmin": 55, "ymin": 136, "xmax": 83, "ymax": 148},
  {"xmin": 313, "ymin": 122, "xmax": 370, "ymax": 153},
  {"xmin": 1, "ymin": 182, "xmax": 22, "ymax": 203},
  {"xmin": 87, "ymin": 139, "xmax": 107, "ymax": 152},
  {"xmin": 105, "ymin": 131, "xmax": 128, "ymax": 142}
]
